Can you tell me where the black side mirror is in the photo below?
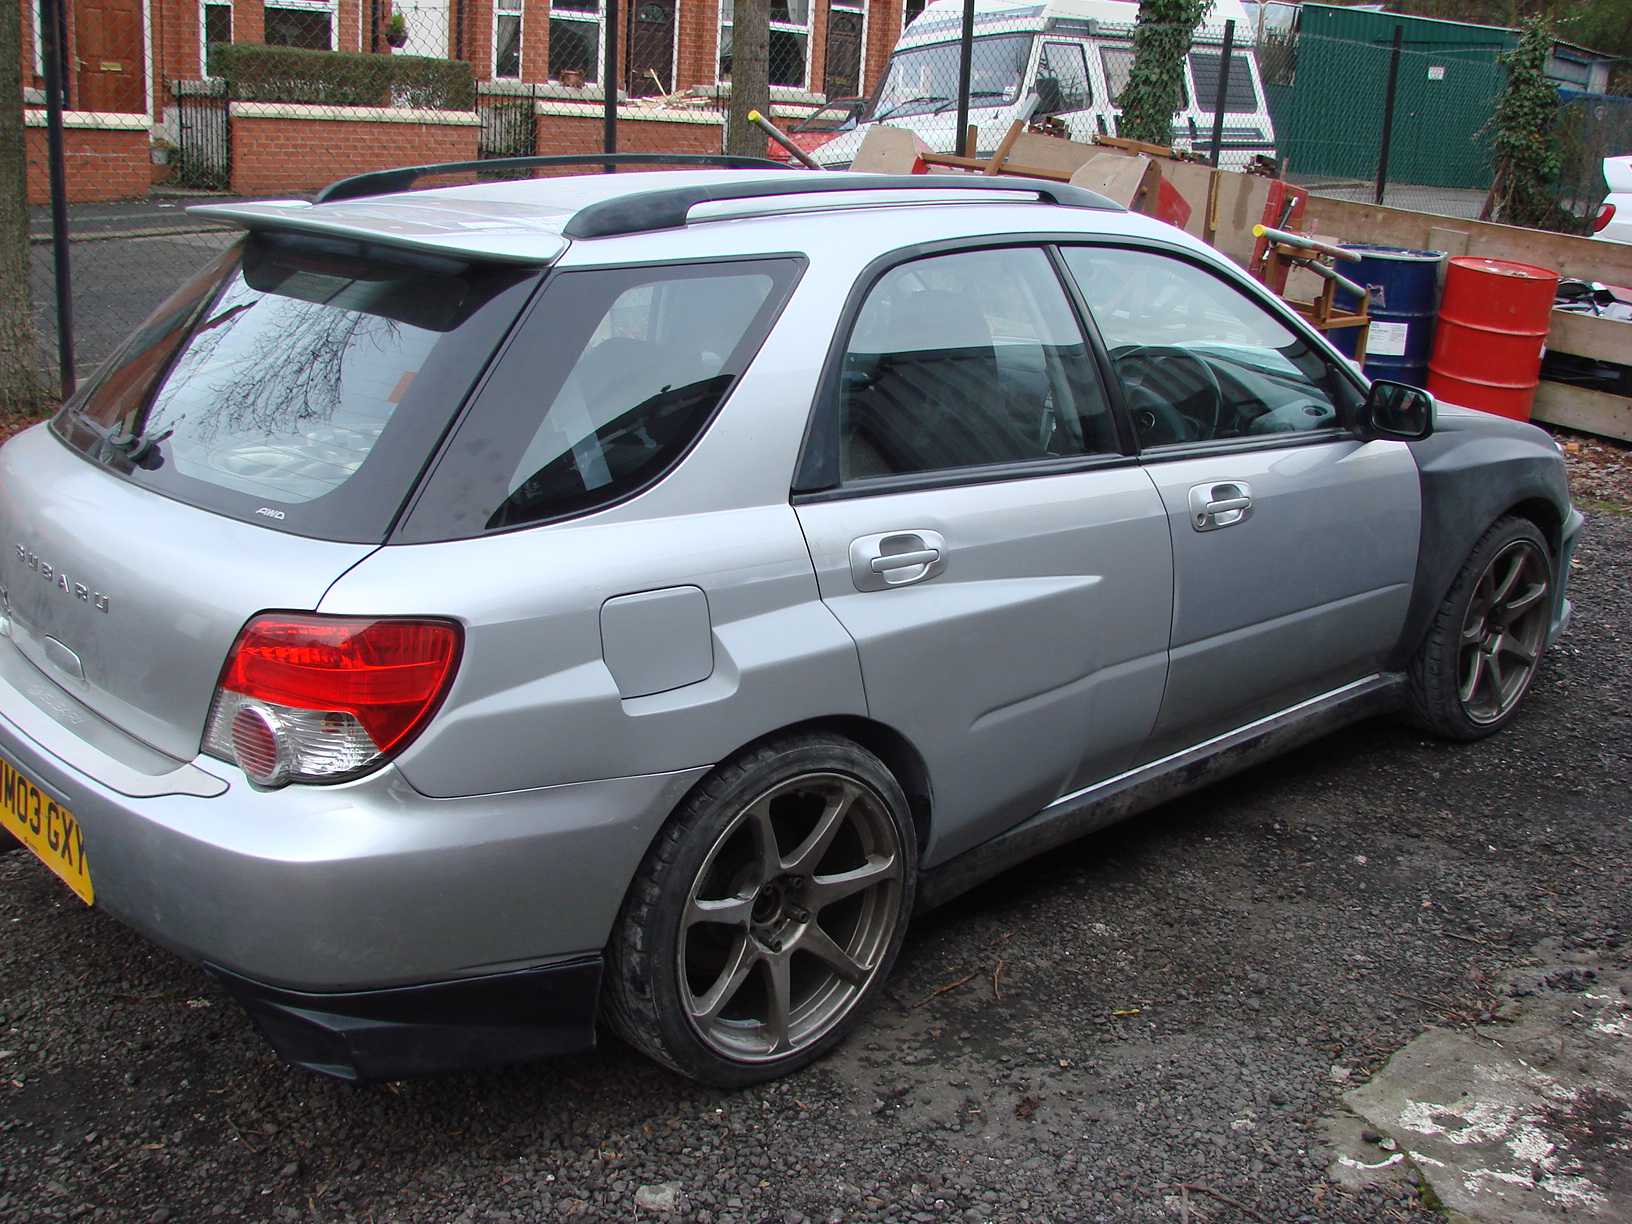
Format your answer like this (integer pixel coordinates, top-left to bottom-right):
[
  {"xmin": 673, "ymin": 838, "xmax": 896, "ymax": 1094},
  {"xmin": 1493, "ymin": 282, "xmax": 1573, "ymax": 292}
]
[{"xmin": 1358, "ymin": 379, "xmax": 1434, "ymax": 441}]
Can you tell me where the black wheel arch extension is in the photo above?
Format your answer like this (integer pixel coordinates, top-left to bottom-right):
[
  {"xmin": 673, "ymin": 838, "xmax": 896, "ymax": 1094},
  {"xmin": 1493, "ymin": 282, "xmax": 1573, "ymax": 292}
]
[{"xmin": 1389, "ymin": 444, "xmax": 1576, "ymax": 672}]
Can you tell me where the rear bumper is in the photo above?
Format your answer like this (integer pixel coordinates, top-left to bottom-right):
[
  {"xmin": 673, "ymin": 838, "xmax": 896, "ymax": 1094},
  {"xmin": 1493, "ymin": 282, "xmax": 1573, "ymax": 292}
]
[
  {"xmin": 208, "ymin": 956, "xmax": 604, "ymax": 1081},
  {"xmin": 0, "ymin": 636, "xmax": 707, "ymax": 993}
]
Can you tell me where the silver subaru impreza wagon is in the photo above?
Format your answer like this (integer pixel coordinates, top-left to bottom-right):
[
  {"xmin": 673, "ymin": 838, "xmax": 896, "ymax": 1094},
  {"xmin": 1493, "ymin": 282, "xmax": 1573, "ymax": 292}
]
[{"xmin": 0, "ymin": 164, "xmax": 1581, "ymax": 1086}]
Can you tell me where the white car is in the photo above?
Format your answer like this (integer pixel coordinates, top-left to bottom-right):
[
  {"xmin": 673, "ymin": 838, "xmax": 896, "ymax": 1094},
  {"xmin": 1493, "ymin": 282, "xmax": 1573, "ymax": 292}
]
[{"xmin": 1593, "ymin": 155, "xmax": 1632, "ymax": 245}]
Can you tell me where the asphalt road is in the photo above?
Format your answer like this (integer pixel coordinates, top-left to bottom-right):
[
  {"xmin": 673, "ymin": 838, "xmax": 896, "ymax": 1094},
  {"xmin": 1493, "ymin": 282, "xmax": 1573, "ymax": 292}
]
[
  {"xmin": 1, "ymin": 508, "xmax": 1628, "ymax": 1224},
  {"xmin": 28, "ymin": 224, "xmax": 237, "ymax": 382}
]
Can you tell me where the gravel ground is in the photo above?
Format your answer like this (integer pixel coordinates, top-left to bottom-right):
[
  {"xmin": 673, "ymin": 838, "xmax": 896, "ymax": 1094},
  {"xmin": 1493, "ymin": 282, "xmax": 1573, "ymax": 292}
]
[
  {"xmin": 1557, "ymin": 428, "xmax": 1632, "ymax": 514},
  {"xmin": 1, "ymin": 519, "xmax": 1629, "ymax": 1224}
]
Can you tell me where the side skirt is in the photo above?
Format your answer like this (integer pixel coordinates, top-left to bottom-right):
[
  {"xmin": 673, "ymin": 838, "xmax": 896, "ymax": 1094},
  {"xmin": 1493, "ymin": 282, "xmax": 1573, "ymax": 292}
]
[{"xmin": 915, "ymin": 673, "xmax": 1406, "ymax": 913}]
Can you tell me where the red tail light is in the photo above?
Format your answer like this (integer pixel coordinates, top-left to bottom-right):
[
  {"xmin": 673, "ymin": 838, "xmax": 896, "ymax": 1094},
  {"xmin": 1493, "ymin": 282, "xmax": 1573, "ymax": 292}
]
[
  {"xmin": 204, "ymin": 614, "xmax": 462, "ymax": 786},
  {"xmin": 1595, "ymin": 203, "xmax": 1616, "ymax": 233}
]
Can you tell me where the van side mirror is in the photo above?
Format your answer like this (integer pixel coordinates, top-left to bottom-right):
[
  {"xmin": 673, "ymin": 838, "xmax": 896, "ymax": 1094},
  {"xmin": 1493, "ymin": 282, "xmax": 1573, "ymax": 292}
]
[{"xmin": 1357, "ymin": 380, "xmax": 1434, "ymax": 442}]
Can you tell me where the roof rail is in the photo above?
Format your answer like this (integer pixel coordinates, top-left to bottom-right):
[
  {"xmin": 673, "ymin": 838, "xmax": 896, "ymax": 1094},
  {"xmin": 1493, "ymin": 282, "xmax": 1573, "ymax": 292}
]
[
  {"xmin": 562, "ymin": 174, "xmax": 1123, "ymax": 239},
  {"xmin": 314, "ymin": 153, "xmax": 794, "ymax": 204}
]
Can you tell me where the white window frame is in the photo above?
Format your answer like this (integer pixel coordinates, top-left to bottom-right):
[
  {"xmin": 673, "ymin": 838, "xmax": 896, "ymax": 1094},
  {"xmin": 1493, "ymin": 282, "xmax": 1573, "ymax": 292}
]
[
  {"xmin": 718, "ymin": 0, "xmax": 813, "ymax": 91},
  {"xmin": 493, "ymin": 0, "xmax": 524, "ymax": 78},
  {"xmin": 200, "ymin": 0, "xmax": 234, "ymax": 76},
  {"xmin": 548, "ymin": 0, "xmax": 604, "ymax": 84}
]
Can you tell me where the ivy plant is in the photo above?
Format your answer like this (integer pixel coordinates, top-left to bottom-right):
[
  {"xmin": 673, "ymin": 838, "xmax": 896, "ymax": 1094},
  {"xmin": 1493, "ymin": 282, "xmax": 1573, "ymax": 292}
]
[
  {"xmin": 1116, "ymin": 0, "xmax": 1212, "ymax": 147},
  {"xmin": 1483, "ymin": 16, "xmax": 1570, "ymax": 231}
]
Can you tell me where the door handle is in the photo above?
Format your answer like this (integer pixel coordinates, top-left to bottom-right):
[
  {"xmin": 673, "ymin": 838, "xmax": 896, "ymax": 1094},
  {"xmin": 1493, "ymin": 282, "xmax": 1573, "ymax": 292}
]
[
  {"xmin": 870, "ymin": 548, "xmax": 941, "ymax": 573},
  {"xmin": 848, "ymin": 531, "xmax": 948, "ymax": 591},
  {"xmin": 1187, "ymin": 481, "xmax": 1253, "ymax": 531}
]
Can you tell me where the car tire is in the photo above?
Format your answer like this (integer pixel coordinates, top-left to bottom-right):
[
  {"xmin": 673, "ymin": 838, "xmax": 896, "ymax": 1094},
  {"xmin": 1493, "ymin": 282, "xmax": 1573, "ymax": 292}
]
[
  {"xmin": 604, "ymin": 734, "xmax": 917, "ymax": 1086},
  {"xmin": 1403, "ymin": 515, "xmax": 1553, "ymax": 741}
]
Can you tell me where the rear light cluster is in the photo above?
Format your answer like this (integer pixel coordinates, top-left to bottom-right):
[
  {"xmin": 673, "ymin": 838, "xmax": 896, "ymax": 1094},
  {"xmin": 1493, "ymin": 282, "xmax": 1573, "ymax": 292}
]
[
  {"xmin": 1595, "ymin": 203, "xmax": 1617, "ymax": 233},
  {"xmin": 203, "ymin": 614, "xmax": 462, "ymax": 788}
]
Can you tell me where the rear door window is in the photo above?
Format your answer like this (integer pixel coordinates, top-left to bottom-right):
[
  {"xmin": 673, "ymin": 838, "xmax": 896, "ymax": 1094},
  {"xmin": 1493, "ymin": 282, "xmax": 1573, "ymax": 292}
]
[
  {"xmin": 398, "ymin": 258, "xmax": 802, "ymax": 542},
  {"xmin": 836, "ymin": 247, "xmax": 1119, "ymax": 481},
  {"xmin": 52, "ymin": 235, "xmax": 538, "ymax": 543}
]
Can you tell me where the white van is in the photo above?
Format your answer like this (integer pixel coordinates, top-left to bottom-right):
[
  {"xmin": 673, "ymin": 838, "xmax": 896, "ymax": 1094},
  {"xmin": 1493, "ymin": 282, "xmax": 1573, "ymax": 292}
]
[{"xmin": 811, "ymin": 0, "xmax": 1277, "ymax": 171}]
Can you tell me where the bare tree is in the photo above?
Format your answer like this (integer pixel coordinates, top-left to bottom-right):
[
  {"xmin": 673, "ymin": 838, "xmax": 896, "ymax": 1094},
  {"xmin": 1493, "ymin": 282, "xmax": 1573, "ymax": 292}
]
[
  {"xmin": 0, "ymin": 0, "xmax": 39, "ymax": 414},
  {"xmin": 724, "ymin": 0, "xmax": 771, "ymax": 157}
]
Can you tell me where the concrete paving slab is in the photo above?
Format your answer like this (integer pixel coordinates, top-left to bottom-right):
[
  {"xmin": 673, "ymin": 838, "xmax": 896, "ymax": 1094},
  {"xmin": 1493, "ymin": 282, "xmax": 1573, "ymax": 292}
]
[{"xmin": 1331, "ymin": 945, "xmax": 1632, "ymax": 1223}]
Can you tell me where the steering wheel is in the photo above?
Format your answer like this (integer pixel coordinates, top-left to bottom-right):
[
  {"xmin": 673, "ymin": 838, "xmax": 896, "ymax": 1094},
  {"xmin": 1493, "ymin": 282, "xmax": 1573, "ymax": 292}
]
[{"xmin": 1111, "ymin": 345, "xmax": 1226, "ymax": 446}]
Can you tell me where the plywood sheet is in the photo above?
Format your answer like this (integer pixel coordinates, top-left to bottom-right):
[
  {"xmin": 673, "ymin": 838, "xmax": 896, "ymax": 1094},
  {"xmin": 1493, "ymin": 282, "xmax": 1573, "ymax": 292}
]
[
  {"xmin": 1303, "ymin": 196, "xmax": 1632, "ymax": 286},
  {"xmin": 1532, "ymin": 381, "xmax": 1632, "ymax": 443}
]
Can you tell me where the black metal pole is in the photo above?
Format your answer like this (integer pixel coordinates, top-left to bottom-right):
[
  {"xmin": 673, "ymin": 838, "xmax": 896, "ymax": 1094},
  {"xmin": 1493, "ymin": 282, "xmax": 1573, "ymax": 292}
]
[
  {"xmin": 1208, "ymin": 19, "xmax": 1235, "ymax": 168},
  {"xmin": 1375, "ymin": 24, "xmax": 1404, "ymax": 207},
  {"xmin": 954, "ymin": 0, "xmax": 975, "ymax": 156},
  {"xmin": 40, "ymin": 0, "xmax": 75, "ymax": 397},
  {"xmin": 603, "ymin": 0, "xmax": 619, "ymax": 161}
]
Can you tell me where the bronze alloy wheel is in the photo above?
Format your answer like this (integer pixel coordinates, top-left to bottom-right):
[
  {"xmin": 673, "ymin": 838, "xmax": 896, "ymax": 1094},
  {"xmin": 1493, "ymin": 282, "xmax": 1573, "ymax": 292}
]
[
  {"xmin": 1457, "ymin": 535, "xmax": 1552, "ymax": 725},
  {"xmin": 606, "ymin": 735, "xmax": 917, "ymax": 1085},
  {"xmin": 679, "ymin": 770, "xmax": 905, "ymax": 1061},
  {"xmin": 1404, "ymin": 515, "xmax": 1554, "ymax": 741}
]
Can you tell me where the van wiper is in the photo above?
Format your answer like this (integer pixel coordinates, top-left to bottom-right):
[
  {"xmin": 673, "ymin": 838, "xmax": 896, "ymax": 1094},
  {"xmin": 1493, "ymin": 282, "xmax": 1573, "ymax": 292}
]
[{"xmin": 872, "ymin": 95, "xmax": 949, "ymax": 121}]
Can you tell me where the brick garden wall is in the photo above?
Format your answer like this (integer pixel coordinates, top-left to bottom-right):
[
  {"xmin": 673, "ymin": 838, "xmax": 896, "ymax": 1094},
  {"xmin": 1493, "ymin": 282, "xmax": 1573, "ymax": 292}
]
[
  {"xmin": 24, "ymin": 114, "xmax": 151, "ymax": 204},
  {"xmin": 534, "ymin": 108, "xmax": 724, "ymax": 157},
  {"xmin": 228, "ymin": 103, "xmax": 480, "ymax": 196}
]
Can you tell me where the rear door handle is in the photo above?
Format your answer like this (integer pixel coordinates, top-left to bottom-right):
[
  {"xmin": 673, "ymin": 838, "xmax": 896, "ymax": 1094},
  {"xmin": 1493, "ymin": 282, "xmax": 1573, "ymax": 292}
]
[
  {"xmin": 848, "ymin": 531, "xmax": 948, "ymax": 591},
  {"xmin": 1188, "ymin": 481, "xmax": 1254, "ymax": 531}
]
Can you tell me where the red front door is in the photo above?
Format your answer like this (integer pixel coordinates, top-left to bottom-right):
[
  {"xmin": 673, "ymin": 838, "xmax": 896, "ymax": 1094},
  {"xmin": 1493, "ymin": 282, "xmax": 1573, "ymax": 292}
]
[{"xmin": 75, "ymin": 0, "xmax": 147, "ymax": 113}]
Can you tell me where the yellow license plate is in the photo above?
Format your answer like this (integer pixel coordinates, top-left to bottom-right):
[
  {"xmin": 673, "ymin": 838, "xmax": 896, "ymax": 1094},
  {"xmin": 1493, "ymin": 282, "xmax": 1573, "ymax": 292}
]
[{"xmin": 1, "ymin": 755, "xmax": 93, "ymax": 904}]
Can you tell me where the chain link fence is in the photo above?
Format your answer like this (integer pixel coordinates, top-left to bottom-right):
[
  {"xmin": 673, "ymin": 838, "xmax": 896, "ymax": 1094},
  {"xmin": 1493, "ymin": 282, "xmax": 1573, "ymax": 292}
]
[{"xmin": 17, "ymin": 14, "xmax": 1629, "ymax": 407}]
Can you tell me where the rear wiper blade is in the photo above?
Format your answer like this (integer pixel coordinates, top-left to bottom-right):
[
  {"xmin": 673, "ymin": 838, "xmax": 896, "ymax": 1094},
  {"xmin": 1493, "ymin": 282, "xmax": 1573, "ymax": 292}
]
[{"xmin": 104, "ymin": 423, "xmax": 176, "ymax": 465}]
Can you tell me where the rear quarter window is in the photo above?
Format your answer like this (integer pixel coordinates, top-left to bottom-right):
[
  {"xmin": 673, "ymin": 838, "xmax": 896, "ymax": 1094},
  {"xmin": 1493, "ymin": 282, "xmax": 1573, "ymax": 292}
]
[{"xmin": 397, "ymin": 257, "xmax": 803, "ymax": 543}]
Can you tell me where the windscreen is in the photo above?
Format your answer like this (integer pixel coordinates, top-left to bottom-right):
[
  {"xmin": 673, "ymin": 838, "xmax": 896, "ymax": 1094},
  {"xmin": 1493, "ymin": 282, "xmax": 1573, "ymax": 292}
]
[
  {"xmin": 52, "ymin": 235, "xmax": 537, "ymax": 543},
  {"xmin": 867, "ymin": 34, "xmax": 1034, "ymax": 122}
]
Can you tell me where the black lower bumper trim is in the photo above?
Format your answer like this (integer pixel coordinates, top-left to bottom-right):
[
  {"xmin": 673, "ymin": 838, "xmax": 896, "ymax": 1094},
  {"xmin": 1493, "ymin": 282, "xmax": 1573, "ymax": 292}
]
[{"xmin": 206, "ymin": 957, "xmax": 602, "ymax": 1082}]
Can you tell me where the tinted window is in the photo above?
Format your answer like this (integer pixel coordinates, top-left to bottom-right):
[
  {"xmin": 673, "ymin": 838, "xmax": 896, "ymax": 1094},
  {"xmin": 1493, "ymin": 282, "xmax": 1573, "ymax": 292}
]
[
  {"xmin": 52, "ymin": 236, "xmax": 536, "ymax": 543},
  {"xmin": 1037, "ymin": 42, "xmax": 1091, "ymax": 112},
  {"xmin": 1189, "ymin": 50, "xmax": 1259, "ymax": 113},
  {"xmin": 1102, "ymin": 45, "xmax": 1188, "ymax": 107},
  {"xmin": 1061, "ymin": 245, "xmax": 1358, "ymax": 447},
  {"xmin": 400, "ymin": 259, "xmax": 801, "ymax": 541},
  {"xmin": 839, "ymin": 248, "xmax": 1118, "ymax": 480}
]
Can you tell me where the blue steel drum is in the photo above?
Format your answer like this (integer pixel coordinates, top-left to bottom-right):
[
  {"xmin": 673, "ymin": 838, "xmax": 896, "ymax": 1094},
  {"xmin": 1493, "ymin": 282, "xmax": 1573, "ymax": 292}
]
[{"xmin": 1328, "ymin": 245, "xmax": 1447, "ymax": 388}]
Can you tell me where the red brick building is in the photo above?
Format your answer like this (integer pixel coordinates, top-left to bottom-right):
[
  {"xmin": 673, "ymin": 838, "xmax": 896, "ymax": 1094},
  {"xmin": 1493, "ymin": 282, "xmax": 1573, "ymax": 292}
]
[
  {"xmin": 21, "ymin": 0, "xmax": 908, "ymax": 197},
  {"xmin": 21, "ymin": 0, "xmax": 906, "ymax": 120}
]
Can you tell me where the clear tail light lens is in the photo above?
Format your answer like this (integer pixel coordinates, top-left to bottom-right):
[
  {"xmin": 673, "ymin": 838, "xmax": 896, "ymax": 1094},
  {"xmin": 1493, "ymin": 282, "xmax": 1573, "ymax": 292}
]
[{"xmin": 203, "ymin": 614, "xmax": 462, "ymax": 787}]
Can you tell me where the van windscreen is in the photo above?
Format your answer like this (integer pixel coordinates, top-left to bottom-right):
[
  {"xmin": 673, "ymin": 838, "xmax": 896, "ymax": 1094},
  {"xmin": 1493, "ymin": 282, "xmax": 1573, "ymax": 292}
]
[{"xmin": 868, "ymin": 34, "xmax": 1033, "ymax": 122}]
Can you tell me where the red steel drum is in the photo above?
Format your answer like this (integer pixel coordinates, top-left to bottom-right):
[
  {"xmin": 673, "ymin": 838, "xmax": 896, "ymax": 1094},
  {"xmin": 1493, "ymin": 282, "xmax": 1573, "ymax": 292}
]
[{"xmin": 1426, "ymin": 257, "xmax": 1559, "ymax": 421}]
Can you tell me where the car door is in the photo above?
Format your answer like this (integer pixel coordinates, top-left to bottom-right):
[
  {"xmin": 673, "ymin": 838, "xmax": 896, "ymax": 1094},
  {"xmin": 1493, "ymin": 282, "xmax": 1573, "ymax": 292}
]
[
  {"xmin": 1059, "ymin": 244, "xmax": 1421, "ymax": 762},
  {"xmin": 793, "ymin": 245, "xmax": 1173, "ymax": 866}
]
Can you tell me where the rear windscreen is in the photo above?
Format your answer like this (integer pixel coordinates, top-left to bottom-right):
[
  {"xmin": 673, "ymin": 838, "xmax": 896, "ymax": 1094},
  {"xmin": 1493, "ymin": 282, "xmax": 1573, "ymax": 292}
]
[{"xmin": 52, "ymin": 234, "xmax": 538, "ymax": 543}]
